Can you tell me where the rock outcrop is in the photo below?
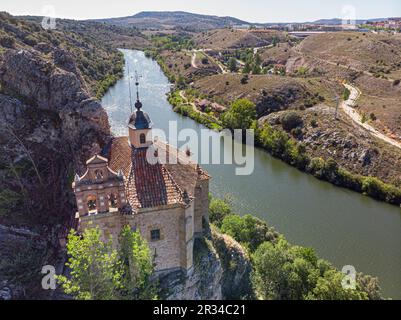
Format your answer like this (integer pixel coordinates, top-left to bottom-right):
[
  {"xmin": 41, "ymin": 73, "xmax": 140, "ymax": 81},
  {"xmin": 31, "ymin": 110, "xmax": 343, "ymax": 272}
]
[
  {"xmin": 160, "ymin": 232, "xmax": 253, "ymax": 300},
  {"xmin": 0, "ymin": 47, "xmax": 111, "ymax": 299}
]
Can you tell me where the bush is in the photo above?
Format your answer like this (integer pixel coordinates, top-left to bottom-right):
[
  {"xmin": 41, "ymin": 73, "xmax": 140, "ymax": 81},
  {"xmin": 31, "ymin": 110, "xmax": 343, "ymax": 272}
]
[
  {"xmin": 220, "ymin": 214, "xmax": 279, "ymax": 252},
  {"xmin": 240, "ymin": 75, "xmax": 249, "ymax": 84},
  {"xmin": 343, "ymin": 88, "xmax": 351, "ymax": 101},
  {"xmin": 0, "ymin": 35, "xmax": 15, "ymax": 48},
  {"xmin": 221, "ymin": 99, "xmax": 256, "ymax": 131},
  {"xmin": 310, "ymin": 119, "xmax": 318, "ymax": 128},
  {"xmin": 23, "ymin": 35, "xmax": 37, "ymax": 46},
  {"xmin": 281, "ymin": 112, "xmax": 303, "ymax": 131},
  {"xmin": 252, "ymin": 238, "xmax": 375, "ymax": 300},
  {"xmin": 209, "ymin": 198, "xmax": 232, "ymax": 228}
]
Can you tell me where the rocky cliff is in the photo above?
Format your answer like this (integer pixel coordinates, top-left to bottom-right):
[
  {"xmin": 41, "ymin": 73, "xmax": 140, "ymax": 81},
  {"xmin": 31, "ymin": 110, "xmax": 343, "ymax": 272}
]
[
  {"xmin": 159, "ymin": 230, "xmax": 253, "ymax": 300},
  {"xmin": 0, "ymin": 46, "xmax": 111, "ymax": 299}
]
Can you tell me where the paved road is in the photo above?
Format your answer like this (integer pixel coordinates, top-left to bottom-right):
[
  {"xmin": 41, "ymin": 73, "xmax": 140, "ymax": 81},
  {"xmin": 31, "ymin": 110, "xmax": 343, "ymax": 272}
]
[{"xmin": 341, "ymin": 83, "xmax": 401, "ymax": 149}]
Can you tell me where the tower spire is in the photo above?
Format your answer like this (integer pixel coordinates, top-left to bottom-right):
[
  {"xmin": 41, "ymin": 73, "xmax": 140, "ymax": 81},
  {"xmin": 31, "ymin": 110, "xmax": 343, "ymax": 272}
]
[
  {"xmin": 127, "ymin": 63, "xmax": 133, "ymax": 113},
  {"xmin": 134, "ymin": 71, "xmax": 142, "ymax": 111}
]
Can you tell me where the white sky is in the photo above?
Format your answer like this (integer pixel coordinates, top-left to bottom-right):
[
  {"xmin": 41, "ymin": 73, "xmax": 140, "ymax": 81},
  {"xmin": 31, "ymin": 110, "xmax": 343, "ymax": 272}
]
[{"xmin": 1, "ymin": 0, "xmax": 400, "ymax": 23}]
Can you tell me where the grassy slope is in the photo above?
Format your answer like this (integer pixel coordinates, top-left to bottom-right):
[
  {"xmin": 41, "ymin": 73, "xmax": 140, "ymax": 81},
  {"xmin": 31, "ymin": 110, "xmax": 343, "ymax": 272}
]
[{"xmin": 0, "ymin": 12, "xmax": 127, "ymax": 98}]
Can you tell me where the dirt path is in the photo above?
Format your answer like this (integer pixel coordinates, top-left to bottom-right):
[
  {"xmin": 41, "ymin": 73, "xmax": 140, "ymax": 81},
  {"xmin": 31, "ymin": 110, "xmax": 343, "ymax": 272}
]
[
  {"xmin": 293, "ymin": 46, "xmax": 396, "ymax": 83},
  {"xmin": 191, "ymin": 52, "xmax": 198, "ymax": 69},
  {"xmin": 341, "ymin": 83, "xmax": 401, "ymax": 149}
]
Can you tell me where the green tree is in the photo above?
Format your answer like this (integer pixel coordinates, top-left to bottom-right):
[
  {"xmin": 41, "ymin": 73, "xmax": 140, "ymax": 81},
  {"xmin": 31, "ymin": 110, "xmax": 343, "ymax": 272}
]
[
  {"xmin": 228, "ymin": 57, "xmax": 238, "ymax": 72},
  {"xmin": 118, "ymin": 225, "xmax": 156, "ymax": 300},
  {"xmin": 254, "ymin": 53, "xmax": 262, "ymax": 67},
  {"xmin": 57, "ymin": 228, "xmax": 122, "ymax": 300},
  {"xmin": 209, "ymin": 197, "xmax": 232, "ymax": 228},
  {"xmin": 306, "ymin": 270, "xmax": 368, "ymax": 300},
  {"xmin": 221, "ymin": 99, "xmax": 257, "ymax": 131},
  {"xmin": 242, "ymin": 62, "xmax": 252, "ymax": 74},
  {"xmin": 252, "ymin": 238, "xmax": 376, "ymax": 300},
  {"xmin": 281, "ymin": 111, "xmax": 303, "ymax": 131},
  {"xmin": 221, "ymin": 214, "xmax": 278, "ymax": 252},
  {"xmin": 252, "ymin": 64, "xmax": 261, "ymax": 75},
  {"xmin": 58, "ymin": 227, "xmax": 157, "ymax": 300}
]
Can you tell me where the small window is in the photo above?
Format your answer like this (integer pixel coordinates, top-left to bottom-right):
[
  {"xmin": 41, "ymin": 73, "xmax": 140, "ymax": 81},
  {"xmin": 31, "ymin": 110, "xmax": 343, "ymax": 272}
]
[
  {"xmin": 108, "ymin": 194, "xmax": 118, "ymax": 208},
  {"xmin": 94, "ymin": 170, "xmax": 103, "ymax": 180},
  {"xmin": 140, "ymin": 133, "xmax": 146, "ymax": 144},
  {"xmin": 150, "ymin": 229, "xmax": 161, "ymax": 242}
]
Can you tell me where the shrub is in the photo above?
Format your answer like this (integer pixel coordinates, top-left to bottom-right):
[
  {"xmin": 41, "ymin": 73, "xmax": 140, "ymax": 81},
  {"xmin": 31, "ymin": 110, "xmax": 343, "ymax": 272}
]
[
  {"xmin": 310, "ymin": 119, "xmax": 318, "ymax": 128},
  {"xmin": 209, "ymin": 198, "xmax": 232, "ymax": 228},
  {"xmin": 281, "ymin": 112, "xmax": 303, "ymax": 131},
  {"xmin": 221, "ymin": 99, "xmax": 256, "ymax": 131},
  {"xmin": 23, "ymin": 35, "xmax": 37, "ymax": 46},
  {"xmin": 342, "ymin": 88, "xmax": 351, "ymax": 100},
  {"xmin": 240, "ymin": 75, "xmax": 249, "ymax": 84},
  {"xmin": 252, "ymin": 238, "xmax": 374, "ymax": 300},
  {"xmin": 0, "ymin": 35, "xmax": 15, "ymax": 48},
  {"xmin": 221, "ymin": 214, "xmax": 279, "ymax": 252}
]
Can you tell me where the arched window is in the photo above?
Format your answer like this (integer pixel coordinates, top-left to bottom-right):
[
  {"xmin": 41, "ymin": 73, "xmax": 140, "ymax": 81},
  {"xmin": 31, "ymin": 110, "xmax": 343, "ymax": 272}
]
[
  {"xmin": 94, "ymin": 170, "xmax": 103, "ymax": 180},
  {"xmin": 140, "ymin": 133, "xmax": 146, "ymax": 144},
  {"xmin": 87, "ymin": 195, "xmax": 97, "ymax": 213},
  {"xmin": 108, "ymin": 194, "xmax": 118, "ymax": 208}
]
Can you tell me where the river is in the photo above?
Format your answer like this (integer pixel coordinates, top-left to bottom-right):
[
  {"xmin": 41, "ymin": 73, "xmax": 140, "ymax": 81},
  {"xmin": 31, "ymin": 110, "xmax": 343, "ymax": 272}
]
[{"xmin": 101, "ymin": 49, "xmax": 401, "ymax": 299}]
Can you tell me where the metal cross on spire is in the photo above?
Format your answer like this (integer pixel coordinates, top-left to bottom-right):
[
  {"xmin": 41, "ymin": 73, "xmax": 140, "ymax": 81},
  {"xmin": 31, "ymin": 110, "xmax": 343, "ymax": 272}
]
[
  {"xmin": 134, "ymin": 70, "xmax": 142, "ymax": 102},
  {"xmin": 127, "ymin": 63, "xmax": 134, "ymax": 113}
]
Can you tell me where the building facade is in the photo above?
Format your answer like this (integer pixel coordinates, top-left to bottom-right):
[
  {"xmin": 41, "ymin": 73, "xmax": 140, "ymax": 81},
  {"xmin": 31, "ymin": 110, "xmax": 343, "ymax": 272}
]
[{"xmin": 72, "ymin": 96, "xmax": 210, "ymax": 275}]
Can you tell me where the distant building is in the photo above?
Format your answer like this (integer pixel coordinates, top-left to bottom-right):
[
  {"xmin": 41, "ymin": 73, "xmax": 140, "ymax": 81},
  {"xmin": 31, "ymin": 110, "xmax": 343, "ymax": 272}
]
[{"xmin": 72, "ymin": 87, "xmax": 210, "ymax": 276}]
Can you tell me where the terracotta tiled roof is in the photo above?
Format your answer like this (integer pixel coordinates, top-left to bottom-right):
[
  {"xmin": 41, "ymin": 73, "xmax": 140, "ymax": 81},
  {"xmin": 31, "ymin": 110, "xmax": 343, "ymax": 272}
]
[
  {"xmin": 126, "ymin": 148, "xmax": 186, "ymax": 209},
  {"xmin": 103, "ymin": 137, "xmax": 132, "ymax": 178},
  {"xmin": 102, "ymin": 137, "xmax": 207, "ymax": 210}
]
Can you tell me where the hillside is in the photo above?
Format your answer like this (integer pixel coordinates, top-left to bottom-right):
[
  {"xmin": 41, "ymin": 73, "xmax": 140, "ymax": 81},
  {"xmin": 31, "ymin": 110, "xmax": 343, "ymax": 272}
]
[
  {"xmin": 0, "ymin": 12, "xmax": 113, "ymax": 298},
  {"xmin": 292, "ymin": 31, "xmax": 401, "ymax": 139},
  {"xmin": 20, "ymin": 16, "xmax": 150, "ymax": 50},
  {"xmin": 298, "ymin": 32, "xmax": 401, "ymax": 76},
  {"xmin": 1, "ymin": 12, "xmax": 125, "ymax": 97},
  {"xmin": 94, "ymin": 11, "xmax": 250, "ymax": 31},
  {"xmin": 193, "ymin": 29, "xmax": 291, "ymax": 49},
  {"xmin": 192, "ymin": 73, "xmax": 340, "ymax": 116}
]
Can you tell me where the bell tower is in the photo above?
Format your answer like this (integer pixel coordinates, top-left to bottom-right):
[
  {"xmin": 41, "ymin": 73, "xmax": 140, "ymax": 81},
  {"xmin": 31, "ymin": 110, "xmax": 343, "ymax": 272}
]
[{"xmin": 128, "ymin": 73, "xmax": 153, "ymax": 149}]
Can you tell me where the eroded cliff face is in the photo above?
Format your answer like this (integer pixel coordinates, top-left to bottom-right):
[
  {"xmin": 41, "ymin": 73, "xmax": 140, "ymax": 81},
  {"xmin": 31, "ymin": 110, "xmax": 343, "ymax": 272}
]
[
  {"xmin": 0, "ymin": 48, "xmax": 111, "ymax": 299},
  {"xmin": 160, "ymin": 231, "xmax": 253, "ymax": 300}
]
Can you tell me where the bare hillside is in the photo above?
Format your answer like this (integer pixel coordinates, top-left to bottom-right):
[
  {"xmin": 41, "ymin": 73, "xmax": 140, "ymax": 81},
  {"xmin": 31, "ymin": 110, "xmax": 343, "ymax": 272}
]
[{"xmin": 193, "ymin": 29, "xmax": 289, "ymax": 49}]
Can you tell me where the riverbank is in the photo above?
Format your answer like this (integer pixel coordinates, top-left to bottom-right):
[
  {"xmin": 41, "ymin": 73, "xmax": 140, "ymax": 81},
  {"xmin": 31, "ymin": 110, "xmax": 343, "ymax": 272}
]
[
  {"xmin": 208, "ymin": 196, "xmax": 384, "ymax": 300},
  {"xmin": 167, "ymin": 87, "xmax": 401, "ymax": 207},
  {"xmin": 102, "ymin": 49, "xmax": 401, "ymax": 299}
]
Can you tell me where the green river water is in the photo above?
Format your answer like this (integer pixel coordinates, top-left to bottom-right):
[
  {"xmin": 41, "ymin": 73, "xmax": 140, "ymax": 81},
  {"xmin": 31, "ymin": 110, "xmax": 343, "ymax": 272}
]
[{"xmin": 101, "ymin": 49, "xmax": 401, "ymax": 299}]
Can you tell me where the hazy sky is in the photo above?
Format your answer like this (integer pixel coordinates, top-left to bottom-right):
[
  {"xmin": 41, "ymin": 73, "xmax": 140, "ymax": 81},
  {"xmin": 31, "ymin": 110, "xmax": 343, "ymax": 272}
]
[{"xmin": 1, "ymin": 0, "xmax": 400, "ymax": 23}]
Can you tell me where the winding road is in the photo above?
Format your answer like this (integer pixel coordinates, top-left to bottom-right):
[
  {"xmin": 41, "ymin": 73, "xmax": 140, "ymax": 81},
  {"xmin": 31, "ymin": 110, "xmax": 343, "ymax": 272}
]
[{"xmin": 341, "ymin": 83, "xmax": 401, "ymax": 149}]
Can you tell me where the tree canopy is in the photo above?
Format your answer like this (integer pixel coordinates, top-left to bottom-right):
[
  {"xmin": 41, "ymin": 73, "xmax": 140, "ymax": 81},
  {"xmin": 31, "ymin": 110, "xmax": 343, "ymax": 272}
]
[
  {"xmin": 57, "ymin": 226, "xmax": 156, "ymax": 300},
  {"xmin": 221, "ymin": 99, "xmax": 257, "ymax": 131}
]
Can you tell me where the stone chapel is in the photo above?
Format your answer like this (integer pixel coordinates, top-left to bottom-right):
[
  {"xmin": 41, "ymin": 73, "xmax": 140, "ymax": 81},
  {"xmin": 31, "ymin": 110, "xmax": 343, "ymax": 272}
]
[{"xmin": 72, "ymin": 88, "xmax": 210, "ymax": 275}]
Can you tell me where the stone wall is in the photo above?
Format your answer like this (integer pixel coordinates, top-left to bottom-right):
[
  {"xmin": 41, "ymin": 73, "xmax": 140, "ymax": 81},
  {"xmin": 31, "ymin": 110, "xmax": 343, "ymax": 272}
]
[
  {"xmin": 78, "ymin": 203, "xmax": 194, "ymax": 272},
  {"xmin": 194, "ymin": 179, "xmax": 210, "ymax": 237}
]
